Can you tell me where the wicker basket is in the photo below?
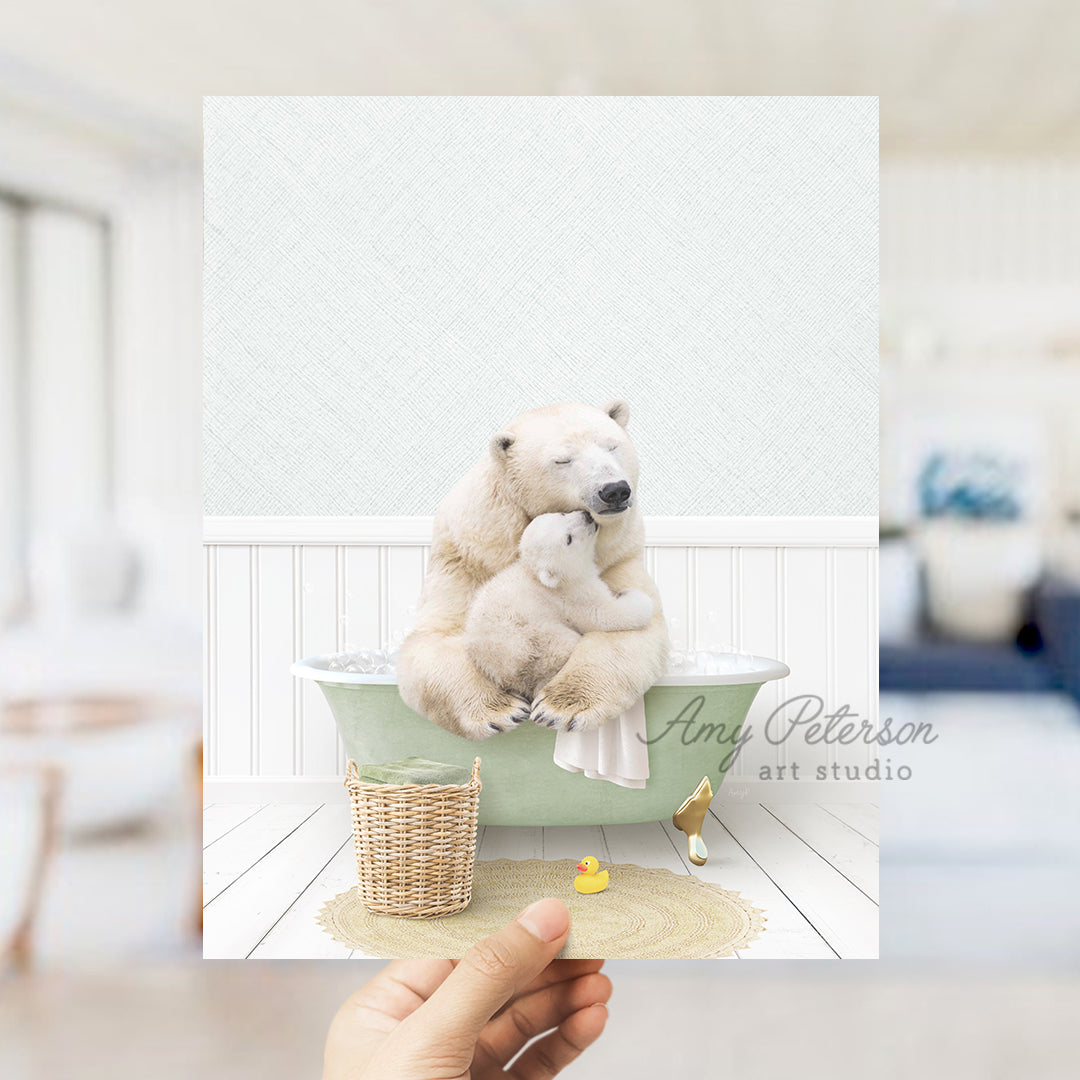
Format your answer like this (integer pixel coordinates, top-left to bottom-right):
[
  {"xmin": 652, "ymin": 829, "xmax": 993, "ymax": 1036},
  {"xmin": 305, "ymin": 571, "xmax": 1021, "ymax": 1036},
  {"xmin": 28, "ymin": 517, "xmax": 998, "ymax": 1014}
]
[{"xmin": 344, "ymin": 757, "xmax": 482, "ymax": 918}]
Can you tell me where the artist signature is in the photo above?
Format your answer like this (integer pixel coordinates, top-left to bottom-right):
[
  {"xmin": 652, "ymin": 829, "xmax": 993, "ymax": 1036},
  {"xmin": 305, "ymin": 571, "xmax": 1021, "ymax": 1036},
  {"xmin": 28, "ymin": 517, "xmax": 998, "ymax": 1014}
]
[{"xmin": 639, "ymin": 693, "xmax": 937, "ymax": 774}]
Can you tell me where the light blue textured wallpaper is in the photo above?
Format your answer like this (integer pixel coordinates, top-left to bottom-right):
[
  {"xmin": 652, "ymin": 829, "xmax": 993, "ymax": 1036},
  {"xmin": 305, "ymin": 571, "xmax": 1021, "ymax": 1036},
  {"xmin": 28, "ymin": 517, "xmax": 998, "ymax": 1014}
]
[{"xmin": 204, "ymin": 97, "xmax": 877, "ymax": 516}]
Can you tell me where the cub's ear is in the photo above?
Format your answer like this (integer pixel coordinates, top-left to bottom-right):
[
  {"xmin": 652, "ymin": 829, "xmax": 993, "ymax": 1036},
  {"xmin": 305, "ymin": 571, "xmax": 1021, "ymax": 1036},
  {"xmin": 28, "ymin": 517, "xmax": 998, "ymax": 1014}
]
[
  {"xmin": 490, "ymin": 431, "xmax": 515, "ymax": 464},
  {"xmin": 603, "ymin": 399, "xmax": 630, "ymax": 428},
  {"xmin": 537, "ymin": 567, "xmax": 561, "ymax": 589}
]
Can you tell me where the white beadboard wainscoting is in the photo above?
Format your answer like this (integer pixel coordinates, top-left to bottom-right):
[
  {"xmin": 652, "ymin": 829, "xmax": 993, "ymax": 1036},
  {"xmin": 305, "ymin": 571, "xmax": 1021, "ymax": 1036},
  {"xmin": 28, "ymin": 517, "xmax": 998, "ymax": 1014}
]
[{"xmin": 203, "ymin": 516, "xmax": 879, "ymax": 804}]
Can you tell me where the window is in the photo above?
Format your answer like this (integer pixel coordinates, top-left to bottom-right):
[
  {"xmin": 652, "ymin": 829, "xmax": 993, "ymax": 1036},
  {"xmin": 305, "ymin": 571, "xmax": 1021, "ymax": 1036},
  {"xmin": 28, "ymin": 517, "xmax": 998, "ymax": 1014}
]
[{"xmin": 0, "ymin": 195, "xmax": 111, "ymax": 622}]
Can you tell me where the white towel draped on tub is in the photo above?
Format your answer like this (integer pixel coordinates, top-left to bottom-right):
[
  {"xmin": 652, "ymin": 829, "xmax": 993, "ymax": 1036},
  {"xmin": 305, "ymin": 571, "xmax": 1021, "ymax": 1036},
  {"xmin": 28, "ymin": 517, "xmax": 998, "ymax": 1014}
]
[{"xmin": 553, "ymin": 697, "xmax": 650, "ymax": 789}]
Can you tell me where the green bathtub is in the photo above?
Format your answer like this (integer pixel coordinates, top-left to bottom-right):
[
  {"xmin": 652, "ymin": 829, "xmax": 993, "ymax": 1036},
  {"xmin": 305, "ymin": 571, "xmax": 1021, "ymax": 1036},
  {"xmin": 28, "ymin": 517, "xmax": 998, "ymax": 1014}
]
[{"xmin": 291, "ymin": 655, "xmax": 788, "ymax": 826}]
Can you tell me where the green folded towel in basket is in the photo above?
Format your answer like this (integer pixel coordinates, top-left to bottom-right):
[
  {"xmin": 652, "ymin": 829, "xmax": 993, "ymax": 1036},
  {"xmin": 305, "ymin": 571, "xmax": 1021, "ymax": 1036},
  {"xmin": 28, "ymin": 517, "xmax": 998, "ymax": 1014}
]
[{"xmin": 358, "ymin": 756, "xmax": 473, "ymax": 786}]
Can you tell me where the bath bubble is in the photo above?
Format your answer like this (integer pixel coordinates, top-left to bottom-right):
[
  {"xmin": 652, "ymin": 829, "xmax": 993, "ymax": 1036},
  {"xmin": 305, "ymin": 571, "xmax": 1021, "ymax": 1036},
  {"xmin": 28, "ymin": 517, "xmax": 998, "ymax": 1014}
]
[
  {"xmin": 660, "ymin": 647, "xmax": 770, "ymax": 677},
  {"xmin": 327, "ymin": 646, "xmax": 403, "ymax": 675},
  {"xmin": 702, "ymin": 641, "xmax": 727, "ymax": 655},
  {"xmin": 666, "ymin": 650, "xmax": 687, "ymax": 673}
]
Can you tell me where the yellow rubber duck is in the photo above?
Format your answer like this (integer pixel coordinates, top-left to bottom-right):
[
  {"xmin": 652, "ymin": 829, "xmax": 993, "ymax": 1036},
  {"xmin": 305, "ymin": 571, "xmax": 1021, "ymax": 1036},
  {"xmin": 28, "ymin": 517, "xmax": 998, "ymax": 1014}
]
[{"xmin": 574, "ymin": 856, "xmax": 609, "ymax": 894}]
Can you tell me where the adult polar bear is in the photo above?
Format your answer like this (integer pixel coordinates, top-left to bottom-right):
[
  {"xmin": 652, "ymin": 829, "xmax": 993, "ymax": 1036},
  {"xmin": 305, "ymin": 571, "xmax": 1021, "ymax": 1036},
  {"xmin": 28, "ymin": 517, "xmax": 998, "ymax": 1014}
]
[{"xmin": 398, "ymin": 400, "xmax": 669, "ymax": 740}]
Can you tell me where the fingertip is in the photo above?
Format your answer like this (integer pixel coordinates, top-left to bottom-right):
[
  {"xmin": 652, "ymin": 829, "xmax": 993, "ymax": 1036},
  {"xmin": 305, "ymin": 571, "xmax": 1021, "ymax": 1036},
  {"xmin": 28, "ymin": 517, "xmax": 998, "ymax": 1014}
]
[
  {"xmin": 589, "ymin": 971, "xmax": 613, "ymax": 1005},
  {"xmin": 567, "ymin": 1001, "xmax": 609, "ymax": 1045},
  {"xmin": 584, "ymin": 1002, "xmax": 609, "ymax": 1029},
  {"xmin": 569, "ymin": 969, "xmax": 612, "ymax": 1004},
  {"xmin": 515, "ymin": 897, "xmax": 570, "ymax": 943}
]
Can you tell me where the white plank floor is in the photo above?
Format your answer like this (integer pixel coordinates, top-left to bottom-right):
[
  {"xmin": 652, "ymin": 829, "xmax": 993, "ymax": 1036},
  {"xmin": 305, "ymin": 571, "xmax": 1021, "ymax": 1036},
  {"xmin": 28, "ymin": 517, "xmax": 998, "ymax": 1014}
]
[{"xmin": 203, "ymin": 802, "xmax": 878, "ymax": 960}]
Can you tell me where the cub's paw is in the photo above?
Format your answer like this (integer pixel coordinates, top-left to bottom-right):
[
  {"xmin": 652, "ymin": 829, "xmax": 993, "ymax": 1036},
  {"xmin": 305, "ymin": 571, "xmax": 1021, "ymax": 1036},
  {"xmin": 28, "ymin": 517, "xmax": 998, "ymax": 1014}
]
[
  {"xmin": 530, "ymin": 685, "xmax": 612, "ymax": 734},
  {"xmin": 614, "ymin": 588, "xmax": 654, "ymax": 628},
  {"xmin": 458, "ymin": 691, "xmax": 532, "ymax": 740}
]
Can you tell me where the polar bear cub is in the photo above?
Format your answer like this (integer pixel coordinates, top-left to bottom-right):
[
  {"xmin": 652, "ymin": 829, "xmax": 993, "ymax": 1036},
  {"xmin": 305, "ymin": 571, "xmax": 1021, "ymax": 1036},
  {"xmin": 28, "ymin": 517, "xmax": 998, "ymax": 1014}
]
[{"xmin": 465, "ymin": 510, "xmax": 654, "ymax": 708}]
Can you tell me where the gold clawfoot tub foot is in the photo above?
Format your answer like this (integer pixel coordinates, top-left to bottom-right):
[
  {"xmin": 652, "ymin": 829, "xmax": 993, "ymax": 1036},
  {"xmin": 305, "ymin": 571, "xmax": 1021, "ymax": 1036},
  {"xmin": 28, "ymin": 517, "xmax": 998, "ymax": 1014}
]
[{"xmin": 672, "ymin": 776, "xmax": 714, "ymax": 866}]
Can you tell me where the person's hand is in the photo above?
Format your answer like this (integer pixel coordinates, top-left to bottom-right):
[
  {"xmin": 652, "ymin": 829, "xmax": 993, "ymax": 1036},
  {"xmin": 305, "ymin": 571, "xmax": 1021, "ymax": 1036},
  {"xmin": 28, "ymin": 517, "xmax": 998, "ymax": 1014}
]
[{"xmin": 324, "ymin": 898, "xmax": 610, "ymax": 1079}]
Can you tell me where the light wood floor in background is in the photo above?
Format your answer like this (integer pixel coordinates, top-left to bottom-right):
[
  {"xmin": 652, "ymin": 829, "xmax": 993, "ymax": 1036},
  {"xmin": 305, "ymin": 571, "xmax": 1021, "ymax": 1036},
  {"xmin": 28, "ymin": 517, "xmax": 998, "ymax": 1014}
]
[{"xmin": 203, "ymin": 801, "xmax": 878, "ymax": 960}]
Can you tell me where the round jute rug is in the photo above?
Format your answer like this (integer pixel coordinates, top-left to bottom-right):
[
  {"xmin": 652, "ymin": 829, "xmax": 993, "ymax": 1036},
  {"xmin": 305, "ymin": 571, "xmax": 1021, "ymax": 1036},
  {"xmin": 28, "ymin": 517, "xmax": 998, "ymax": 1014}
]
[{"xmin": 317, "ymin": 859, "xmax": 766, "ymax": 959}]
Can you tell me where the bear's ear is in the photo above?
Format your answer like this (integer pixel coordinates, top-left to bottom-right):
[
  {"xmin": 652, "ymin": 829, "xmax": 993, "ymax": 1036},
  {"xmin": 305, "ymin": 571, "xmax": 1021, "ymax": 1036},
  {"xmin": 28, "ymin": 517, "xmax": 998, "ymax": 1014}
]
[
  {"xmin": 489, "ymin": 431, "xmax": 515, "ymax": 464},
  {"xmin": 537, "ymin": 566, "xmax": 561, "ymax": 589},
  {"xmin": 603, "ymin": 399, "xmax": 630, "ymax": 428}
]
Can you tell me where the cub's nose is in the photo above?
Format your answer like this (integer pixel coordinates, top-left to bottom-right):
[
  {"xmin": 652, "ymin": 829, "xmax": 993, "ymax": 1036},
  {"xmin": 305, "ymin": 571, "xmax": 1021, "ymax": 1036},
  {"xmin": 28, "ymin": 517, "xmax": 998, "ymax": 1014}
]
[
  {"xmin": 579, "ymin": 509, "xmax": 599, "ymax": 532},
  {"xmin": 598, "ymin": 481, "xmax": 631, "ymax": 506}
]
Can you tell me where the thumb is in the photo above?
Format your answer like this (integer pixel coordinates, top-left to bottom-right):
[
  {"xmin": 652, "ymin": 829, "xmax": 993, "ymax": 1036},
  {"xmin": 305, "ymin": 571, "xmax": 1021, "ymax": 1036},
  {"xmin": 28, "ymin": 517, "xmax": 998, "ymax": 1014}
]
[{"xmin": 397, "ymin": 899, "xmax": 570, "ymax": 1061}]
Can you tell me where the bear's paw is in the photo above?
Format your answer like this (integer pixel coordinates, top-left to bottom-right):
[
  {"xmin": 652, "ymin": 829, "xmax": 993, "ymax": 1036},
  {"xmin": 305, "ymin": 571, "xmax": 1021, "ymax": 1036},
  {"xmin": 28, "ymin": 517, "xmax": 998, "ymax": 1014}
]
[
  {"xmin": 458, "ymin": 690, "xmax": 533, "ymax": 740},
  {"xmin": 529, "ymin": 683, "xmax": 619, "ymax": 734}
]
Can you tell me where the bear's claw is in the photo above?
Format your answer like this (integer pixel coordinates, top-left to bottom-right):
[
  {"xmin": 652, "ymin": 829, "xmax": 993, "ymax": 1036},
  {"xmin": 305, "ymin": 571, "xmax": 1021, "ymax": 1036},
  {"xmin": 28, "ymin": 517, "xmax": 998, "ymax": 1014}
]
[
  {"xmin": 530, "ymin": 688, "xmax": 617, "ymax": 733},
  {"xmin": 460, "ymin": 693, "xmax": 533, "ymax": 739}
]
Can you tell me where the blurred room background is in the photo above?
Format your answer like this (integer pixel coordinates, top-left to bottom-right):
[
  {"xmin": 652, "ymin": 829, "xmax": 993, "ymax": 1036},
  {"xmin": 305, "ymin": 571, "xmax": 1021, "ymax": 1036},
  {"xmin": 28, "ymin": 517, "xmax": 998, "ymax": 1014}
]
[
  {"xmin": 3, "ymin": 1, "xmax": 1080, "ymax": 1077},
  {"xmin": 0, "ymin": 36, "xmax": 203, "ymax": 974},
  {"xmin": 879, "ymin": 164, "xmax": 1080, "ymax": 962}
]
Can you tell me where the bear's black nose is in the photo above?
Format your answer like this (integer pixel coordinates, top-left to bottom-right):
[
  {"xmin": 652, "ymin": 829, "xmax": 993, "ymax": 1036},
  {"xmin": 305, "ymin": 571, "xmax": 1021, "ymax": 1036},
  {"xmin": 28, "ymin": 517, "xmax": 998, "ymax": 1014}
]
[{"xmin": 598, "ymin": 481, "xmax": 631, "ymax": 506}]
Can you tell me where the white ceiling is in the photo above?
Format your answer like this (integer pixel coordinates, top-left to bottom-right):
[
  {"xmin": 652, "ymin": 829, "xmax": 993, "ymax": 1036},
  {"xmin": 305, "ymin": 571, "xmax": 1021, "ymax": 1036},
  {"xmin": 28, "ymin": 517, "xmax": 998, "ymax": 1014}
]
[{"xmin": 1, "ymin": 0, "xmax": 1079, "ymax": 157}]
